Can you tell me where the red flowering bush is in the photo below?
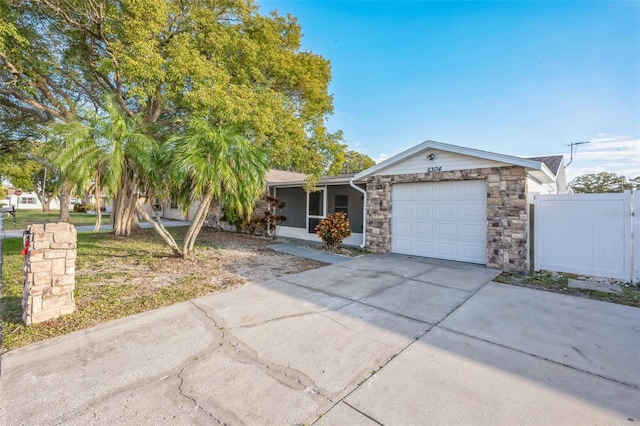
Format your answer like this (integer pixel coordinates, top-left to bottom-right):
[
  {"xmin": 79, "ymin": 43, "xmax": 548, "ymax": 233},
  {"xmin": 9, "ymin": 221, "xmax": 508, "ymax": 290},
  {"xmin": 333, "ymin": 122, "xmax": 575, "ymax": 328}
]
[{"xmin": 315, "ymin": 212, "xmax": 352, "ymax": 250}]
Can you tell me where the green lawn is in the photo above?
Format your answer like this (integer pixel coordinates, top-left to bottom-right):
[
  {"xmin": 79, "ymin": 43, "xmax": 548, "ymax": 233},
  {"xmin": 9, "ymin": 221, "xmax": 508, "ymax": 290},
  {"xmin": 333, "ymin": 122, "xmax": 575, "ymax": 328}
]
[
  {"xmin": 0, "ymin": 227, "xmax": 316, "ymax": 353},
  {"xmin": 0, "ymin": 228, "xmax": 220, "ymax": 352},
  {"xmin": 1, "ymin": 210, "xmax": 110, "ymax": 230}
]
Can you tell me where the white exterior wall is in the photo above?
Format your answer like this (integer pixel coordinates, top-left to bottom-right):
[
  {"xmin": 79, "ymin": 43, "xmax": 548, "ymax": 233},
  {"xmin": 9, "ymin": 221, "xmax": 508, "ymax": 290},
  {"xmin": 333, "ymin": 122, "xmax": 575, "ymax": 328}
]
[
  {"xmin": 527, "ymin": 176, "xmax": 559, "ymax": 204},
  {"xmin": 376, "ymin": 148, "xmax": 510, "ymax": 176},
  {"xmin": 555, "ymin": 166, "xmax": 568, "ymax": 193},
  {"xmin": 5, "ymin": 193, "xmax": 65, "ymax": 210},
  {"xmin": 140, "ymin": 200, "xmax": 198, "ymax": 221}
]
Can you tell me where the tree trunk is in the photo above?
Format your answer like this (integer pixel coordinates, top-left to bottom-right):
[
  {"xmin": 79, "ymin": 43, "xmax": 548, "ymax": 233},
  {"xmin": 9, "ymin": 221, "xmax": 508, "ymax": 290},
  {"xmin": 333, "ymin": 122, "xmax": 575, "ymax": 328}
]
[
  {"xmin": 136, "ymin": 202, "xmax": 181, "ymax": 255},
  {"xmin": 112, "ymin": 177, "xmax": 139, "ymax": 236},
  {"xmin": 112, "ymin": 185, "xmax": 133, "ymax": 236},
  {"xmin": 41, "ymin": 199, "xmax": 51, "ymax": 212},
  {"xmin": 182, "ymin": 191, "xmax": 213, "ymax": 258},
  {"xmin": 58, "ymin": 183, "xmax": 71, "ymax": 222},
  {"xmin": 93, "ymin": 177, "xmax": 102, "ymax": 232}
]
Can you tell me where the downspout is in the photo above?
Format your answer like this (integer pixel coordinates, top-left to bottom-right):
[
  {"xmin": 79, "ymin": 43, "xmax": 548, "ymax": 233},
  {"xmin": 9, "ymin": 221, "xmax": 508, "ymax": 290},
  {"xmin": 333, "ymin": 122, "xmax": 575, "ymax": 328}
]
[{"xmin": 349, "ymin": 178, "xmax": 367, "ymax": 249}]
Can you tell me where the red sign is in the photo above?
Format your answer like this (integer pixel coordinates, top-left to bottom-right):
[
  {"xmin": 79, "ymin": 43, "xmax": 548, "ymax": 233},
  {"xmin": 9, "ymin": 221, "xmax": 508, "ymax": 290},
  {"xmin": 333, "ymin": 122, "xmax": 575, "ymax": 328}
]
[{"xmin": 14, "ymin": 189, "xmax": 23, "ymax": 196}]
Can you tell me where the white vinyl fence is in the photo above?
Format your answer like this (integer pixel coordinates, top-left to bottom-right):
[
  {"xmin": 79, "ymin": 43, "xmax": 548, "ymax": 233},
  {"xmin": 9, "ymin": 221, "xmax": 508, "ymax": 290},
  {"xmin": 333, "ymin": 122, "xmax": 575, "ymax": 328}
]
[{"xmin": 533, "ymin": 191, "xmax": 637, "ymax": 283}]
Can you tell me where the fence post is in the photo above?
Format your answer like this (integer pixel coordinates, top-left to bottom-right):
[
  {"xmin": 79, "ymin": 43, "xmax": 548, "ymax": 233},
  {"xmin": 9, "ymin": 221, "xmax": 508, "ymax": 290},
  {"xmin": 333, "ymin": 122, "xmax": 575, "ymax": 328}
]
[
  {"xmin": 529, "ymin": 202, "xmax": 535, "ymax": 275},
  {"xmin": 633, "ymin": 190, "xmax": 639, "ymax": 284},
  {"xmin": 22, "ymin": 223, "xmax": 77, "ymax": 325}
]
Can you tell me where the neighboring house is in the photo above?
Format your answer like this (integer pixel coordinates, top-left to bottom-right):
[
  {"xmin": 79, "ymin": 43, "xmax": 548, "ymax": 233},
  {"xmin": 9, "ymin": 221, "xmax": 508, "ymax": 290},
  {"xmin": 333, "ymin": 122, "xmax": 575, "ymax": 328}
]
[
  {"xmin": 140, "ymin": 197, "xmax": 198, "ymax": 221},
  {"xmin": 4, "ymin": 190, "xmax": 64, "ymax": 211},
  {"xmin": 269, "ymin": 140, "xmax": 568, "ymax": 274},
  {"xmin": 526, "ymin": 155, "xmax": 569, "ymax": 198},
  {"xmin": 80, "ymin": 192, "xmax": 113, "ymax": 213},
  {"xmin": 152, "ymin": 198, "xmax": 199, "ymax": 221}
]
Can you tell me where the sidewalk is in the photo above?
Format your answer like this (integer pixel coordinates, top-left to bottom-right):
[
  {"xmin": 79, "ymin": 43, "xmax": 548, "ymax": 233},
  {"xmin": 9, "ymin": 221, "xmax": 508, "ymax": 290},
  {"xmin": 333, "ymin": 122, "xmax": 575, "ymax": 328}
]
[{"xmin": 0, "ymin": 217, "xmax": 191, "ymax": 240}]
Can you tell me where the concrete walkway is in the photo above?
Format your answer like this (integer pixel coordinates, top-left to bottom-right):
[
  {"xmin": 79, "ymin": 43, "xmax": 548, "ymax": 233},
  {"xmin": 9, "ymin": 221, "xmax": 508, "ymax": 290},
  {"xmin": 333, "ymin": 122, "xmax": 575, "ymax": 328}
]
[
  {"xmin": 267, "ymin": 240, "xmax": 352, "ymax": 264},
  {"xmin": 1, "ymin": 255, "xmax": 639, "ymax": 425}
]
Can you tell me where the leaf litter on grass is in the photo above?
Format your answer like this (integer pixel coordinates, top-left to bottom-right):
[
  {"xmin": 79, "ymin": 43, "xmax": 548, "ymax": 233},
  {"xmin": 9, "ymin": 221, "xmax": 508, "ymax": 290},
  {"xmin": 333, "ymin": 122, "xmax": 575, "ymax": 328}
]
[{"xmin": 1, "ymin": 228, "xmax": 325, "ymax": 352}]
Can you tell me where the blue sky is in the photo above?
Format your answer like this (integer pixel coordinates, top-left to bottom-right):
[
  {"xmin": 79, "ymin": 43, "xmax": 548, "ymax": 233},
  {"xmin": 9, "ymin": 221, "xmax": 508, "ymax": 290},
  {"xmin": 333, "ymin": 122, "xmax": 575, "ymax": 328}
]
[{"xmin": 258, "ymin": 0, "xmax": 640, "ymax": 181}]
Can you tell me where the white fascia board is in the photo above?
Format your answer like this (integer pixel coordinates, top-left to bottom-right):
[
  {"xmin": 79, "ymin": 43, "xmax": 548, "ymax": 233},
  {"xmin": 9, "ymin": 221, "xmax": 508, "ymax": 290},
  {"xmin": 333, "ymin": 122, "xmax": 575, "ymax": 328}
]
[
  {"xmin": 267, "ymin": 180, "xmax": 307, "ymax": 188},
  {"xmin": 355, "ymin": 140, "xmax": 548, "ymax": 180},
  {"xmin": 528, "ymin": 163, "xmax": 556, "ymax": 184},
  {"xmin": 317, "ymin": 177, "xmax": 354, "ymax": 185},
  {"xmin": 268, "ymin": 177, "xmax": 365, "ymax": 188}
]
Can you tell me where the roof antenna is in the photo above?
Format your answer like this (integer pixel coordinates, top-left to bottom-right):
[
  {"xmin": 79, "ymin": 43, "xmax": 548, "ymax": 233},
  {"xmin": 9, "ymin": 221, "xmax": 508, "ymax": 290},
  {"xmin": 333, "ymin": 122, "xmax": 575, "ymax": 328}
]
[{"xmin": 564, "ymin": 141, "xmax": 590, "ymax": 167}]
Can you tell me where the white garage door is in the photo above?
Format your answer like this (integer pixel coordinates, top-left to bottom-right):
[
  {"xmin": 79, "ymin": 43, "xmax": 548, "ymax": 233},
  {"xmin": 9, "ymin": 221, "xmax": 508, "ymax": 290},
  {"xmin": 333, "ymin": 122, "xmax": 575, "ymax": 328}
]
[{"xmin": 392, "ymin": 180, "xmax": 487, "ymax": 264}]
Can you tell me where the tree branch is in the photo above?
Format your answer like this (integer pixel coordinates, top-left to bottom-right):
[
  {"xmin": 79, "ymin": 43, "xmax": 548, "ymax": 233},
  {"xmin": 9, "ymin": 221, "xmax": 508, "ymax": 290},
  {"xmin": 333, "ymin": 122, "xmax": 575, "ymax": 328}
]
[
  {"xmin": 34, "ymin": 80, "xmax": 71, "ymax": 119},
  {"xmin": 44, "ymin": 76, "xmax": 76, "ymax": 114},
  {"xmin": 39, "ymin": 0, "xmax": 103, "ymax": 40},
  {"xmin": 0, "ymin": 89, "xmax": 62, "ymax": 121},
  {"xmin": 0, "ymin": 53, "xmax": 21, "ymax": 82},
  {"xmin": 0, "ymin": 97, "xmax": 48, "ymax": 121}
]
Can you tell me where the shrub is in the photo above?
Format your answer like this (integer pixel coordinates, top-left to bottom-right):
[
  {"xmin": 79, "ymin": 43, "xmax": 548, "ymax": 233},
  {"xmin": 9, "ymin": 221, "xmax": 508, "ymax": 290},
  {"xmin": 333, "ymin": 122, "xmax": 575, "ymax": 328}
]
[
  {"xmin": 221, "ymin": 208, "xmax": 241, "ymax": 225},
  {"xmin": 315, "ymin": 212, "xmax": 352, "ymax": 250},
  {"xmin": 261, "ymin": 196, "xmax": 286, "ymax": 238}
]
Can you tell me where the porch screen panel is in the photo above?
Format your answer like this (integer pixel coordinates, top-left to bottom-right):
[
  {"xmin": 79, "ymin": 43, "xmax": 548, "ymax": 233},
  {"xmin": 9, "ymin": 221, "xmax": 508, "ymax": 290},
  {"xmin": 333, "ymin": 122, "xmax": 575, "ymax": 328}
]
[
  {"xmin": 309, "ymin": 191, "xmax": 323, "ymax": 216},
  {"xmin": 274, "ymin": 187, "xmax": 306, "ymax": 228}
]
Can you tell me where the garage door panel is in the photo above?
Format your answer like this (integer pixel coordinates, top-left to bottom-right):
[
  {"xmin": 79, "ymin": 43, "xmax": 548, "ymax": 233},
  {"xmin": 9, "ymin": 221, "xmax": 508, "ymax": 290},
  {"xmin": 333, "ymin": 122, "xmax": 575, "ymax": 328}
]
[
  {"xmin": 438, "ymin": 204, "xmax": 457, "ymax": 217},
  {"xmin": 437, "ymin": 242, "xmax": 458, "ymax": 257},
  {"xmin": 394, "ymin": 185, "xmax": 412, "ymax": 199},
  {"xmin": 464, "ymin": 224, "xmax": 485, "ymax": 238},
  {"xmin": 463, "ymin": 244, "xmax": 486, "ymax": 260},
  {"xmin": 415, "ymin": 203, "xmax": 433, "ymax": 216},
  {"xmin": 391, "ymin": 181, "xmax": 487, "ymax": 264},
  {"xmin": 414, "ymin": 184, "xmax": 434, "ymax": 199},
  {"xmin": 441, "ymin": 182, "xmax": 465, "ymax": 196},
  {"xmin": 437, "ymin": 223, "xmax": 457, "ymax": 237},
  {"xmin": 415, "ymin": 241, "xmax": 433, "ymax": 255},
  {"xmin": 464, "ymin": 204, "xmax": 485, "ymax": 218},
  {"xmin": 394, "ymin": 220, "xmax": 411, "ymax": 233},
  {"xmin": 394, "ymin": 238, "xmax": 412, "ymax": 252},
  {"xmin": 415, "ymin": 222, "xmax": 433, "ymax": 235},
  {"xmin": 394, "ymin": 202, "xmax": 411, "ymax": 216}
]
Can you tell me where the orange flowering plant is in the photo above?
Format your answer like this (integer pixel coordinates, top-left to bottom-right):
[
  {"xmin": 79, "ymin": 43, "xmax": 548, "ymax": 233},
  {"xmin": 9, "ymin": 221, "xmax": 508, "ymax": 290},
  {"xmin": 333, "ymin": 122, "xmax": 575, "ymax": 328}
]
[{"xmin": 315, "ymin": 212, "xmax": 352, "ymax": 250}]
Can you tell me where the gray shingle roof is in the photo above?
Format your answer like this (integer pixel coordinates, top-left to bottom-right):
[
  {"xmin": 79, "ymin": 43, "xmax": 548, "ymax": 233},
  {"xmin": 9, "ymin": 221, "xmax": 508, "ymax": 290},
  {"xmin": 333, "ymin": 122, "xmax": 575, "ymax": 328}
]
[
  {"xmin": 527, "ymin": 155, "xmax": 563, "ymax": 175},
  {"xmin": 266, "ymin": 169, "xmax": 307, "ymax": 184}
]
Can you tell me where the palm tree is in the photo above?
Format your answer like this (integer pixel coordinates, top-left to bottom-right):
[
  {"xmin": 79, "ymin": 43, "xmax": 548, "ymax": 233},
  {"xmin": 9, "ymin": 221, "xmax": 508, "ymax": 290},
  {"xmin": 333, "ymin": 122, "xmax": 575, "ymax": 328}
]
[
  {"xmin": 51, "ymin": 122, "xmax": 106, "ymax": 231},
  {"xmin": 52, "ymin": 98, "xmax": 157, "ymax": 235},
  {"xmin": 164, "ymin": 117, "xmax": 268, "ymax": 257}
]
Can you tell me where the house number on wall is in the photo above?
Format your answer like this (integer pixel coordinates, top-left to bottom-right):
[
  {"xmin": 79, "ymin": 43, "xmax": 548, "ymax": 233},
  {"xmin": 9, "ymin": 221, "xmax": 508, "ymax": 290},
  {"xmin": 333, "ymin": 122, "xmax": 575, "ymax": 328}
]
[{"xmin": 426, "ymin": 166, "xmax": 442, "ymax": 173}]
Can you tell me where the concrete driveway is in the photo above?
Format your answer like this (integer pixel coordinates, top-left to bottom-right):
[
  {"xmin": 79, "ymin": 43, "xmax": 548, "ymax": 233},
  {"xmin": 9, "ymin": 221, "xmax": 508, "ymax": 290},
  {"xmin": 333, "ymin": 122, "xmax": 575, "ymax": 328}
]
[{"xmin": 1, "ymin": 254, "xmax": 639, "ymax": 425}]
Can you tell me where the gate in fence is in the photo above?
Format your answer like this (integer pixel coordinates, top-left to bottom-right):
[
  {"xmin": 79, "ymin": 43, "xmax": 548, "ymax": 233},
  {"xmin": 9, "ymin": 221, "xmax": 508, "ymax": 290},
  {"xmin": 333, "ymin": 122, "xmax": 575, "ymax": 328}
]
[{"xmin": 533, "ymin": 191, "xmax": 638, "ymax": 283}]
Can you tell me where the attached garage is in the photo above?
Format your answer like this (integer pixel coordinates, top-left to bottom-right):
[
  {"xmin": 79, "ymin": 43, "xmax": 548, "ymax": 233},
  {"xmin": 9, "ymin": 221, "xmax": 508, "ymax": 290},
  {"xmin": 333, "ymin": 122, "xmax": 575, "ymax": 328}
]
[
  {"xmin": 391, "ymin": 180, "xmax": 487, "ymax": 264},
  {"xmin": 355, "ymin": 140, "xmax": 559, "ymax": 273}
]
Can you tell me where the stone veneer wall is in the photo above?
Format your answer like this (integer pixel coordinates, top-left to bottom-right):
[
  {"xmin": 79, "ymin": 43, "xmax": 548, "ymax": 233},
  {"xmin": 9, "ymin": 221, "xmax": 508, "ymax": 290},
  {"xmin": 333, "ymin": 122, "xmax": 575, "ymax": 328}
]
[
  {"xmin": 22, "ymin": 223, "xmax": 77, "ymax": 325},
  {"xmin": 365, "ymin": 166, "xmax": 528, "ymax": 272}
]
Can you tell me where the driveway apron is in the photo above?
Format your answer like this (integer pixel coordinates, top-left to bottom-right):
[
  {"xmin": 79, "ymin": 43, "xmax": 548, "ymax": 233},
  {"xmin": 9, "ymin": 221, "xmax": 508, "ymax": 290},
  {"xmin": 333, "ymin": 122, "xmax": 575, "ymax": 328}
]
[{"xmin": 1, "ymin": 254, "xmax": 638, "ymax": 425}]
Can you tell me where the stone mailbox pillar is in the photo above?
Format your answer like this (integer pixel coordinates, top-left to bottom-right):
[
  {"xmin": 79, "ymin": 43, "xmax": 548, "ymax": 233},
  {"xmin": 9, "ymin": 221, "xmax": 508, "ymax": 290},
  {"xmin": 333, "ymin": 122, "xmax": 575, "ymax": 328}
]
[{"xmin": 22, "ymin": 223, "xmax": 77, "ymax": 325}]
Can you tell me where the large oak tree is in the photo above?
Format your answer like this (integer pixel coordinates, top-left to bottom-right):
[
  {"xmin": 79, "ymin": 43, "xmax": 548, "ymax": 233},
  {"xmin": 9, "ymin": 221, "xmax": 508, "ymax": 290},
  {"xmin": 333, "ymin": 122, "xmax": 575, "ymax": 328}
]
[
  {"xmin": 569, "ymin": 172, "xmax": 634, "ymax": 193},
  {"xmin": 1, "ymin": 0, "xmax": 345, "ymax": 233}
]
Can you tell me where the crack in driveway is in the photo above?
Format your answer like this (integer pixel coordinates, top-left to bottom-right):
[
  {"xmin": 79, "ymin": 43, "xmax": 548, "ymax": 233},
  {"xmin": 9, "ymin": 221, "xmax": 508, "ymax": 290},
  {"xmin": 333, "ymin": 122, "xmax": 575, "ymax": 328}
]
[{"xmin": 183, "ymin": 300, "xmax": 334, "ymax": 418}]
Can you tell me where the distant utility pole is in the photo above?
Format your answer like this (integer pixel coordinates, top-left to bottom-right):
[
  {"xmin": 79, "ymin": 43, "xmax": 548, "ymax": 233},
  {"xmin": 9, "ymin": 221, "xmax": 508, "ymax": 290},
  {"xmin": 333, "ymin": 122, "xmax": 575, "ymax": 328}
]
[{"xmin": 564, "ymin": 141, "xmax": 590, "ymax": 167}]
